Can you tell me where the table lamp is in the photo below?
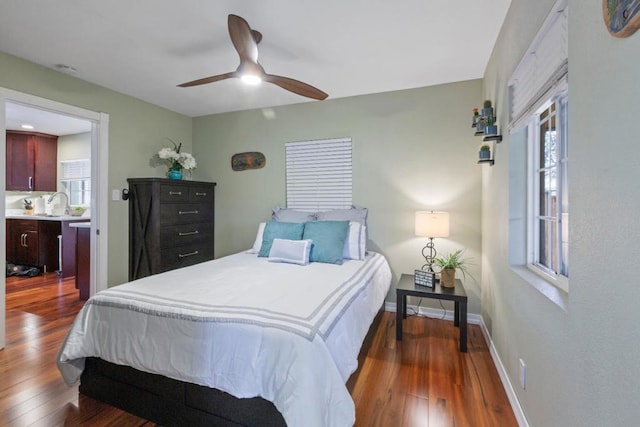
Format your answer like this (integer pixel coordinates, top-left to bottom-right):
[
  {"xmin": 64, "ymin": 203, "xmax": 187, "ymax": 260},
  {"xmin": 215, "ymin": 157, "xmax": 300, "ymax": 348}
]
[{"xmin": 415, "ymin": 211, "xmax": 450, "ymax": 272}]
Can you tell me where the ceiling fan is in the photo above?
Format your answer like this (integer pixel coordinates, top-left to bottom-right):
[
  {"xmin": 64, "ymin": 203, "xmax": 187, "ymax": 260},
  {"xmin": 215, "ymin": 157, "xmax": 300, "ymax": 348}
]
[{"xmin": 178, "ymin": 14, "xmax": 328, "ymax": 101}]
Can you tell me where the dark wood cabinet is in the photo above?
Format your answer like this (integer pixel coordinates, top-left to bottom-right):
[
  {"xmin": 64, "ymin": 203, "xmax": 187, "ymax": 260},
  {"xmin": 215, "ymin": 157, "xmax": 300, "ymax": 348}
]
[
  {"xmin": 61, "ymin": 220, "xmax": 91, "ymax": 278},
  {"xmin": 128, "ymin": 178, "xmax": 216, "ymax": 280},
  {"xmin": 76, "ymin": 226, "xmax": 91, "ymax": 300},
  {"xmin": 6, "ymin": 219, "xmax": 61, "ymax": 272},
  {"xmin": 6, "ymin": 131, "xmax": 58, "ymax": 191},
  {"xmin": 7, "ymin": 220, "xmax": 39, "ymax": 266}
]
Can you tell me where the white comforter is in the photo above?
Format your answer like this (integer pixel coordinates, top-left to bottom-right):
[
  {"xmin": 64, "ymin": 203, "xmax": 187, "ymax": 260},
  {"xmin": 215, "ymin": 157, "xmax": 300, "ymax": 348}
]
[{"xmin": 57, "ymin": 251, "xmax": 391, "ymax": 427}]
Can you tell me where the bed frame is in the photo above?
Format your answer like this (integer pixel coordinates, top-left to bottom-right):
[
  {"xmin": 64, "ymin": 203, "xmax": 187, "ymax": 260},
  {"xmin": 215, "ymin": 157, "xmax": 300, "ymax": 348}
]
[{"xmin": 79, "ymin": 307, "xmax": 384, "ymax": 426}]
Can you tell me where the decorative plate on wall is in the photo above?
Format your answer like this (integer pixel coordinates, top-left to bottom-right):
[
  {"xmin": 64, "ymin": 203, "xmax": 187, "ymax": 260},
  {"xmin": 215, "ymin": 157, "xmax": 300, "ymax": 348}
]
[
  {"xmin": 603, "ymin": 0, "xmax": 640, "ymax": 37},
  {"xmin": 231, "ymin": 152, "xmax": 266, "ymax": 171}
]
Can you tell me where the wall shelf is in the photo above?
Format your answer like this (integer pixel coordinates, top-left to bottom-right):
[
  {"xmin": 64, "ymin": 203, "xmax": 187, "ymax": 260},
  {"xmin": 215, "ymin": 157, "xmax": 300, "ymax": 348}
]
[
  {"xmin": 483, "ymin": 134, "xmax": 503, "ymax": 142},
  {"xmin": 477, "ymin": 159, "xmax": 495, "ymax": 166}
]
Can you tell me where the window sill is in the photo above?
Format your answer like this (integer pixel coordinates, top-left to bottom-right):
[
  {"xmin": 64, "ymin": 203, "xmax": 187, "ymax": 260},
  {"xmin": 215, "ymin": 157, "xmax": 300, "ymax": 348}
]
[{"xmin": 510, "ymin": 265, "xmax": 568, "ymax": 311}]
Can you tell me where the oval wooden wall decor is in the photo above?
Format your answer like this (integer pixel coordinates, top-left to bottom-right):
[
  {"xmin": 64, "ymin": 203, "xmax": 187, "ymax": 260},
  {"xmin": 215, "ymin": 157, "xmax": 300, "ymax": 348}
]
[
  {"xmin": 231, "ymin": 152, "xmax": 266, "ymax": 171},
  {"xmin": 603, "ymin": 0, "xmax": 640, "ymax": 37}
]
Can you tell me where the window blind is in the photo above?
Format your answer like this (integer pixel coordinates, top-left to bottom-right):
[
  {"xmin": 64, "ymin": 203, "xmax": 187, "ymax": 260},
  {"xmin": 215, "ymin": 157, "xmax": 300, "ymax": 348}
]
[
  {"xmin": 285, "ymin": 137, "xmax": 352, "ymax": 211},
  {"xmin": 508, "ymin": 0, "xmax": 568, "ymax": 132},
  {"xmin": 61, "ymin": 159, "xmax": 91, "ymax": 180}
]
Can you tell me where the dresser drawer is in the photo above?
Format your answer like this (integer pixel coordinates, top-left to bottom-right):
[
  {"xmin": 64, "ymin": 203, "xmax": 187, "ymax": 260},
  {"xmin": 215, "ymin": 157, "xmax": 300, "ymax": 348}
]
[
  {"xmin": 189, "ymin": 185, "xmax": 214, "ymax": 203},
  {"xmin": 160, "ymin": 242, "xmax": 214, "ymax": 272},
  {"xmin": 159, "ymin": 184, "xmax": 190, "ymax": 202},
  {"xmin": 160, "ymin": 223, "xmax": 213, "ymax": 249},
  {"xmin": 160, "ymin": 203, "xmax": 213, "ymax": 225}
]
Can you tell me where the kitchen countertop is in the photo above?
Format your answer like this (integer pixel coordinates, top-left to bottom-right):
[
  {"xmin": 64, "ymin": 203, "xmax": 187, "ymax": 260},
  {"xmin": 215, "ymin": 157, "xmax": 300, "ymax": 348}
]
[
  {"xmin": 69, "ymin": 222, "xmax": 91, "ymax": 228},
  {"xmin": 6, "ymin": 213, "xmax": 91, "ymax": 222}
]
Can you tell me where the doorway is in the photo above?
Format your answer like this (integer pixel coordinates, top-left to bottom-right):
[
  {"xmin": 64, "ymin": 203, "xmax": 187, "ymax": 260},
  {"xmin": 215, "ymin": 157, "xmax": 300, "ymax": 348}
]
[{"xmin": 0, "ymin": 88, "xmax": 109, "ymax": 349}]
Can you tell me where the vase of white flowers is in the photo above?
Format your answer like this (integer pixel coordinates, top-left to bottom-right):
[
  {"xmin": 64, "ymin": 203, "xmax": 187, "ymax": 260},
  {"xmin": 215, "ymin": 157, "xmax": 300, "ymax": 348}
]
[{"xmin": 158, "ymin": 139, "xmax": 197, "ymax": 180}]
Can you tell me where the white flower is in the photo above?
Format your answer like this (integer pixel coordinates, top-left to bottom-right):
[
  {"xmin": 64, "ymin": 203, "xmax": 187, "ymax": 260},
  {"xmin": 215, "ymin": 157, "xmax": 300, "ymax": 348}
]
[
  {"xmin": 158, "ymin": 147, "xmax": 180, "ymax": 161},
  {"xmin": 158, "ymin": 139, "xmax": 197, "ymax": 171},
  {"xmin": 179, "ymin": 152, "xmax": 197, "ymax": 170}
]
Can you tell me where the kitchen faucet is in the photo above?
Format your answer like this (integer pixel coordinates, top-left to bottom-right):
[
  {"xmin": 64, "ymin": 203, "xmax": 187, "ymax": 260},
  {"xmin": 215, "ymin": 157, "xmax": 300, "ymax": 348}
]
[{"xmin": 47, "ymin": 192, "xmax": 70, "ymax": 215}]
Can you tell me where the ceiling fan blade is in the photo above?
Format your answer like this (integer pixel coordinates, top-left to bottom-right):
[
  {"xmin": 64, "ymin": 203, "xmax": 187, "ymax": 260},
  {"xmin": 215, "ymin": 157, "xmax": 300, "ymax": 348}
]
[
  {"xmin": 177, "ymin": 72, "xmax": 237, "ymax": 87},
  {"xmin": 228, "ymin": 14, "xmax": 258, "ymax": 63},
  {"xmin": 251, "ymin": 30, "xmax": 263, "ymax": 44},
  {"xmin": 263, "ymin": 74, "xmax": 328, "ymax": 100}
]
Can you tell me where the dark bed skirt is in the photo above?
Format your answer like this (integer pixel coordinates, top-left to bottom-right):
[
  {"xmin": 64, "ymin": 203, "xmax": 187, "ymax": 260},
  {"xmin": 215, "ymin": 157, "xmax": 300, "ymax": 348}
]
[{"xmin": 79, "ymin": 307, "xmax": 384, "ymax": 426}]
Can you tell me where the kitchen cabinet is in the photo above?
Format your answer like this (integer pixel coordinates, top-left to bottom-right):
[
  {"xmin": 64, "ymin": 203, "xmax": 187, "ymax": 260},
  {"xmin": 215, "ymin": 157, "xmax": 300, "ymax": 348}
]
[
  {"xmin": 61, "ymin": 219, "xmax": 90, "ymax": 278},
  {"xmin": 75, "ymin": 224, "xmax": 91, "ymax": 300},
  {"xmin": 6, "ymin": 219, "xmax": 61, "ymax": 271},
  {"xmin": 6, "ymin": 131, "xmax": 58, "ymax": 191}
]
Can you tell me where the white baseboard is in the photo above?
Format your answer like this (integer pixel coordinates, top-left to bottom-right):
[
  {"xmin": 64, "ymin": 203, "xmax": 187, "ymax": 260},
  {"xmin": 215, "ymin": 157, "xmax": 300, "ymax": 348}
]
[
  {"xmin": 384, "ymin": 302, "xmax": 529, "ymax": 427},
  {"xmin": 384, "ymin": 301, "xmax": 482, "ymax": 324},
  {"xmin": 478, "ymin": 317, "xmax": 529, "ymax": 427}
]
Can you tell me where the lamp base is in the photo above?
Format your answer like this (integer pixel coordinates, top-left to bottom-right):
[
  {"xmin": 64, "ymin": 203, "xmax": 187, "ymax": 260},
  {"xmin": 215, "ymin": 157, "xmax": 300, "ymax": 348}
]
[{"xmin": 421, "ymin": 238, "xmax": 437, "ymax": 272}]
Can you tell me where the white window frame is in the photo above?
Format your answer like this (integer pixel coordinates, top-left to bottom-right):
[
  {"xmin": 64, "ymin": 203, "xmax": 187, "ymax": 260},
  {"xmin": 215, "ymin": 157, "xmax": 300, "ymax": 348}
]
[
  {"xmin": 60, "ymin": 158, "xmax": 91, "ymax": 207},
  {"xmin": 508, "ymin": 0, "xmax": 569, "ymax": 293},
  {"xmin": 526, "ymin": 89, "xmax": 569, "ymax": 292}
]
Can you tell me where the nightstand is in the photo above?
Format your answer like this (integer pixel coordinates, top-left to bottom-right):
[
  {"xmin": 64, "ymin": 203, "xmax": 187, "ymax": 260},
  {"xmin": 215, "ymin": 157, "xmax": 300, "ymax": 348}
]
[{"xmin": 396, "ymin": 273, "xmax": 468, "ymax": 352}]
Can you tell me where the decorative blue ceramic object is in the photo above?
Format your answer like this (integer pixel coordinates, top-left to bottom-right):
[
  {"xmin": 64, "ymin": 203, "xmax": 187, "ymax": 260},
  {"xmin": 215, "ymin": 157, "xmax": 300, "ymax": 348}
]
[{"xmin": 167, "ymin": 169, "xmax": 183, "ymax": 180}]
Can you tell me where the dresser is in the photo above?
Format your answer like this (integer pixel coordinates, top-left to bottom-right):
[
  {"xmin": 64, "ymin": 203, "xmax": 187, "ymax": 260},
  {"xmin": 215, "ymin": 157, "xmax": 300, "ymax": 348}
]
[{"xmin": 127, "ymin": 178, "xmax": 216, "ymax": 280}]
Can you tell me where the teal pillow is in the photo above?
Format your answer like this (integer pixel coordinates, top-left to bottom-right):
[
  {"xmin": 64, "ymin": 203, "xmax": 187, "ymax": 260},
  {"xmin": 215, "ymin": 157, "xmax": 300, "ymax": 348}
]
[
  {"xmin": 258, "ymin": 221, "xmax": 305, "ymax": 257},
  {"xmin": 302, "ymin": 221, "xmax": 350, "ymax": 265}
]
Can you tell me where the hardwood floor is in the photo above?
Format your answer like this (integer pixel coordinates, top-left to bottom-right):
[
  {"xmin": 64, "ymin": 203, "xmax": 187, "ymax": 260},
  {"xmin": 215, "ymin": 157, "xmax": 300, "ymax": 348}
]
[
  {"xmin": 1, "ymin": 273, "xmax": 517, "ymax": 426},
  {"xmin": 351, "ymin": 311, "xmax": 518, "ymax": 426}
]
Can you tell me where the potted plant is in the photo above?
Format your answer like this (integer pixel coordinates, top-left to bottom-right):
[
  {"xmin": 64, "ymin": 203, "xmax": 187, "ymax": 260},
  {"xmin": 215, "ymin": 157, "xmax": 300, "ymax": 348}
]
[
  {"xmin": 475, "ymin": 116, "xmax": 487, "ymax": 134},
  {"xmin": 485, "ymin": 114, "xmax": 498, "ymax": 136},
  {"xmin": 434, "ymin": 249, "xmax": 473, "ymax": 288},
  {"xmin": 482, "ymin": 99, "xmax": 493, "ymax": 118},
  {"xmin": 479, "ymin": 145, "xmax": 491, "ymax": 160},
  {"xmin": 158, "ymin": 138, "xmax": 197, "ymax": 180}
]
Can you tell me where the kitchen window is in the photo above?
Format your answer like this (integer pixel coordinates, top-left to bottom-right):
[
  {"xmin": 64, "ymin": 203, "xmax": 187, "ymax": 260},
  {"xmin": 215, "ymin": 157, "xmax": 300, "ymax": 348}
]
[{"xmin": 60, "ymin": 159, "xmax": 91, "ymax": 206}]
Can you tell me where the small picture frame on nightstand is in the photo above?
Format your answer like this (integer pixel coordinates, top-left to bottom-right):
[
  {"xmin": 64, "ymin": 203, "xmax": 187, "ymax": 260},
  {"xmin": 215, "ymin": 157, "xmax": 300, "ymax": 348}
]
[{"xmin": 414, "ymin": 269, "xmax": 436, "ymax": 288}]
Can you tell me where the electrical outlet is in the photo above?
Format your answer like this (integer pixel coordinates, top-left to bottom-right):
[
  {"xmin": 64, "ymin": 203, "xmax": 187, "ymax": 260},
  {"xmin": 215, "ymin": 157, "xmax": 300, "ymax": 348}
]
[
  {"xmin": 112, "ymin": 189, "xmax": 120, "ymax": 201},
  {"xmin": 519, "ymin": 358, "xmax": 526, "ymax": 390}
]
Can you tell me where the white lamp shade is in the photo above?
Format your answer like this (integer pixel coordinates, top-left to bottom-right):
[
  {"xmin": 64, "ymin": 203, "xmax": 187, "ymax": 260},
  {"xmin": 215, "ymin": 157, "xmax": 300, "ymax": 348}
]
[{"xmin": 415, "ymin": 211, "xmax": 450, "ymax": 238}]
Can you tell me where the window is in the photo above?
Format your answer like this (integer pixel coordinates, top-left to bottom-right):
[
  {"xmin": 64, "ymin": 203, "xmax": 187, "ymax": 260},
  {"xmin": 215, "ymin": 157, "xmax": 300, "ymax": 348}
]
[
  {"xmin": 528, "ymin": 96, "xmax": 569, "ymax": 290},
  {"xmin": 60, "ymin": 159, "xmax": 91, "ymax": 206},
  {"xmin": 508, "ymin": 0, "xmax": 568, "ymax": 292},
  {"xmin": 285, "ymin": 138, "xmax": 352, "ymax": 211}
]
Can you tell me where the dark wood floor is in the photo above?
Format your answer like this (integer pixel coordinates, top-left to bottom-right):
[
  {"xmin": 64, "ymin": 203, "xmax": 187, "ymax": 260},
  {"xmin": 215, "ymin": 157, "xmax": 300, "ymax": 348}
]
[{"xmin": 1, "ymin": 273, "xmax": 517, "ymax": 426}]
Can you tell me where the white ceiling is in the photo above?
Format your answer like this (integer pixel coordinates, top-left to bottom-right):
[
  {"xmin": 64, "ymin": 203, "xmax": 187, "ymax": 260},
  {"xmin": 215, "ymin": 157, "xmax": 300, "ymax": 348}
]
[
  {"xmin": 0, "ymin": 0, "xmax": 511, "ymax": 118},
  {"xmin": 5, "ymin": 103, "xmax": 92, "ymax": 136}
]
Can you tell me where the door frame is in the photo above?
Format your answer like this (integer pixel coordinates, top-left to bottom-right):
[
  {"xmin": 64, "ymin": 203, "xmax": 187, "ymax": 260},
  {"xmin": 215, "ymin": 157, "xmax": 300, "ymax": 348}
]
[{"xmin": 0, "ymin": 88, "xmax": 109, "ymax": 349}]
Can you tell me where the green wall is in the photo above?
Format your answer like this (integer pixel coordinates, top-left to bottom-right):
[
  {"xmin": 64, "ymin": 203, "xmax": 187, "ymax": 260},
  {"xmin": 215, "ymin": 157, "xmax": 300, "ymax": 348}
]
[
  {"xmin": 1, "ymin": 49, "xmax": 484, "ymax": 312},
  {"xmin": 482, "ymin": 0, "xmax": 640, "ymax": 425},
  {"xmin": 193, "ymin": 80, "xmax": 484, "ymax": 311},
  {"xmin": 0, "ymin": 51, "xmax": 192, "ymax": 286}
]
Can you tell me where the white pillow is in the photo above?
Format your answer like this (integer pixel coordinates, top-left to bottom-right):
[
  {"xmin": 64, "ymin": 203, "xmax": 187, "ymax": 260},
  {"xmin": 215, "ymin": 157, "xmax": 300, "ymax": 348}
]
[
  {"xmin": 268, "ymin": 238, "xmax": 313, "ymax": 265},
  {"xmin": 343, "ymin": 221, "xmax": 366, "ymax": 260},
  {"xmin": 247, "ymin": 222, "xmax": 266, "ymax": 254}
]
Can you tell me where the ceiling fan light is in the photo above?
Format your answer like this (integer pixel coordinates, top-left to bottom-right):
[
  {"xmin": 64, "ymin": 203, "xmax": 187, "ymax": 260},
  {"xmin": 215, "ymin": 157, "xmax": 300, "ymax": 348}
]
[{"xmin": 241, "ymin": 74, "xmax": 262, "ymax": 85}]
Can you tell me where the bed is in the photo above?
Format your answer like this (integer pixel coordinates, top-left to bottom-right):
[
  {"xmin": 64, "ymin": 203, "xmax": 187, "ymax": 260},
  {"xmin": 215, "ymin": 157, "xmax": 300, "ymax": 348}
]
[{"xmin": 57, "ymin": 246, "xmax": 392, "ymax": 426}]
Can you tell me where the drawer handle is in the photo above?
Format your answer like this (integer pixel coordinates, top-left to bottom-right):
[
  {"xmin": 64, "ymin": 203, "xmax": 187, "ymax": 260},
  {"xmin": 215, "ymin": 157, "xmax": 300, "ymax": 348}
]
[
  {"xmin": 178, "ymin": 210, "xmax": 199, "ymax": 215},
  {"xmin": 195, "ymin": 192, "xmax": 207, "ymax": 196},
  {"xmin": 169, "ymin": 191, "xmax": 182, "ymax": 196},
  {"xmin": 179, "ymin": 250, "xmax": 199, "ymax": 258},
  {"xmin": 178, "ymin": 230, "xmax": 199, "ymax": 236}
]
